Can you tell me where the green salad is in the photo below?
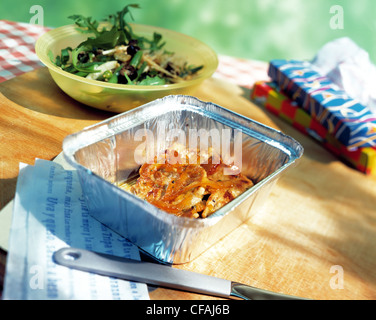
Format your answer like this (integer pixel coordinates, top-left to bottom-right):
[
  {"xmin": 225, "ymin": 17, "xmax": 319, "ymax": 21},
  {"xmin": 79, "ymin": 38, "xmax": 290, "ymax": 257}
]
[{"xmin": 50, "ymin": 4, "xmax": 203, "ymax": 85}]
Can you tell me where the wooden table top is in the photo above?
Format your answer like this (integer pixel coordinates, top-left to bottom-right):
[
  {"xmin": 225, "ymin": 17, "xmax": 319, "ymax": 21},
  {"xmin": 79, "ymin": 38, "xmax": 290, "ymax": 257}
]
[{"xmin": 1, "ymin": 67, "xmax": 376, "ymax": 300}]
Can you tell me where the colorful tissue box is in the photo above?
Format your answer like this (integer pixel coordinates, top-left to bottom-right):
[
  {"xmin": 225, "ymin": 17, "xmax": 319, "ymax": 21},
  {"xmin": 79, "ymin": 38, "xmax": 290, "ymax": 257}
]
[
  {"xmin": 251, "ymin": 81, "xmax": 376, "ymax": 175},
  {"xmin": 268, "ymin": 59, "xmax": 376, "ymax": 149}
]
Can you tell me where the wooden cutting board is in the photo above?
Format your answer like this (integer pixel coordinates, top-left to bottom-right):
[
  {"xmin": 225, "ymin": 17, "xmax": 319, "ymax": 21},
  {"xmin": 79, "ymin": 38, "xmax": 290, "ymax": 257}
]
[{"xmin": 1, "ymin": 67, "xmax": 376, "ymax": 300}]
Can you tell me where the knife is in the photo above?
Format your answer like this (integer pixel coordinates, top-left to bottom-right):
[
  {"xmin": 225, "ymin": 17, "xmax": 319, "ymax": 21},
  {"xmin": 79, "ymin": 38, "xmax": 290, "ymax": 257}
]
[{"xmin": 53, "ymin": 247, "xmax": 309, "ymax": 300}]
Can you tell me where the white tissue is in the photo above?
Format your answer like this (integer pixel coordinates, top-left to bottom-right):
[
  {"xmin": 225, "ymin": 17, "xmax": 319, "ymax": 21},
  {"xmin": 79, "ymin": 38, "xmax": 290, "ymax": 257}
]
[{"xmin": 312, "ymin": 37, "xmax": 376, "ymax": 115}]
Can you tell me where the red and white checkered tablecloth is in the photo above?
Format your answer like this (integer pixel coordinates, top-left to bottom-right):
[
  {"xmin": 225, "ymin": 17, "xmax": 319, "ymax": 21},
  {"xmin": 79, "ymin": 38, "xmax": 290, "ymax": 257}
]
[
  {"xmin": 0, "ymin": 19, "xmax": 268, "ymax": 88},
  {"xmin": 0, "ymin": 20, "xmax": 50, "ymax": 82},
  {"xmin": 215, "ymin": 55, "xmax": 269, "ymax": 89}
]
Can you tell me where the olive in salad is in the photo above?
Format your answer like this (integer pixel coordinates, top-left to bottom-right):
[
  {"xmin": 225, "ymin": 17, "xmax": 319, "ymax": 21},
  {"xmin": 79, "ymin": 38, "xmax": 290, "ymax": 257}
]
[{"xmin": 49, "ymin": 4, "xmax": 203, "ymax": 85}]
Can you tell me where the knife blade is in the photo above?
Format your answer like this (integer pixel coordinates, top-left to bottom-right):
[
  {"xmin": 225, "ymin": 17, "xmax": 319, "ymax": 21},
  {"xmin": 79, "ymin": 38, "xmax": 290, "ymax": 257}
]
[{"xmin": 53, "ymin": 247, "xmax": 309, "ymax": 300}]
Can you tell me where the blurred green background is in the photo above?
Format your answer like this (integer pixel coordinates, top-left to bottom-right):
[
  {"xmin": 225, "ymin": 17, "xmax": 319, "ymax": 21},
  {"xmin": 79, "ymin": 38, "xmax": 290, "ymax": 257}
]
[{"xmin": 1, "ymin": 0, "xmax": 375, "ymax": 63}]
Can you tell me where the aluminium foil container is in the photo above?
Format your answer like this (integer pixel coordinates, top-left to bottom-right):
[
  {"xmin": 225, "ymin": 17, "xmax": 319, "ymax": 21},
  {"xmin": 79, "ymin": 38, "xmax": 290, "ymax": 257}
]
[{"xmin": 63, "ymin": 95, "xmax": 304, "ymax": 264}]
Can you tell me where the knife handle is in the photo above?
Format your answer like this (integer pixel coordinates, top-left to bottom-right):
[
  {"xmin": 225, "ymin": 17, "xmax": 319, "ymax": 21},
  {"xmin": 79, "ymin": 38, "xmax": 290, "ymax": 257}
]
[
  {"xmin": 230, "ymin": 282, "xmax": 308, "ymax": 300},
  {"xmin": 54, "ymin": 247, "xmax": 309, "ymax": 300}
]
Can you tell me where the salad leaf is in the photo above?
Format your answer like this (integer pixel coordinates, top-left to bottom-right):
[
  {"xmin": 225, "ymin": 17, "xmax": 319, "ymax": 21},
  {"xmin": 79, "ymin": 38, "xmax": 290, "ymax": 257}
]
[
  {"xmin": 68, "ymin": 14, "xmax": 100, "ymax": 37},
  {"xmin": 138, "ymin": 76, "xmax": 166, "ymax": 86},
  {"xmin": 115, "ymin": 3, "xmax": 140, "ymax": 42},
  {"xmin": 143, "ymin": 32, "xmax": 165, "ymax": 52},
  {"xmin": 70, "ymin": 4, "xmax": 139, "ymax": 51},
  {"xmin": 179, "ymin": 64, "xmax": 204, "ymax": 78},
  {"xmin": 48, "ymin": 47, "xmax": 72, "ymax": 67},
  {"xmin": 71, "ymin": 45, "xmax": 102, "ymax": 73},
  {"xmin": 78, "ymin": 27, "xmax": 125, "ymax": 50}
]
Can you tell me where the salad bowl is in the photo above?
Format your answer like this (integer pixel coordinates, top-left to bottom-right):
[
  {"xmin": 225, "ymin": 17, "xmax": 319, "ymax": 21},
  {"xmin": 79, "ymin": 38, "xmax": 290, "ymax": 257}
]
[{"xmin": 35, "ymin": 23, "xmax": 218, "ymax": 112}]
